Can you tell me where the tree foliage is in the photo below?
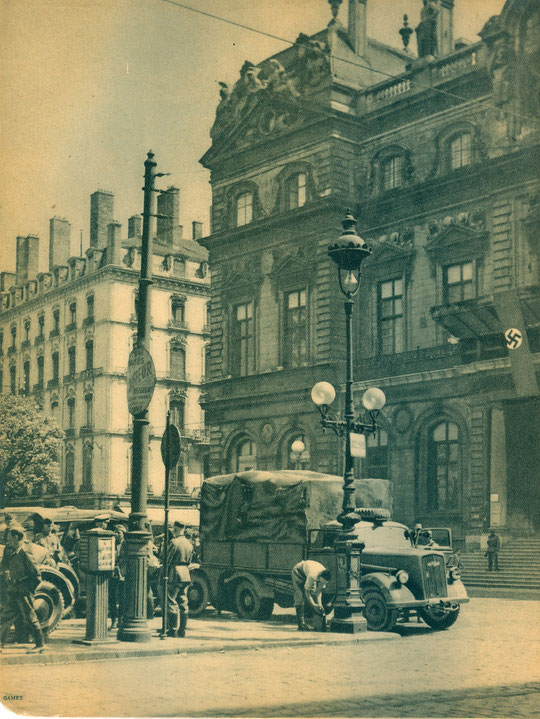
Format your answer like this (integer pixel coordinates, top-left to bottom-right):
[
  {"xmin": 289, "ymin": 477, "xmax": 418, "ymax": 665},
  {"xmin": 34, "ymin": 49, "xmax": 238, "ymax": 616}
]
[{"xmin": 0, "ymin": 394, "xmax": 64, "ymax": 506}]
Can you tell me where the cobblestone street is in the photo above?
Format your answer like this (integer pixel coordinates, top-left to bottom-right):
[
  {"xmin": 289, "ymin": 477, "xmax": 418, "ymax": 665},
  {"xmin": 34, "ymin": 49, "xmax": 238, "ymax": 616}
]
[{"xmin": 1, "ymin": 598, "xmax": 538, "ymax": 717}]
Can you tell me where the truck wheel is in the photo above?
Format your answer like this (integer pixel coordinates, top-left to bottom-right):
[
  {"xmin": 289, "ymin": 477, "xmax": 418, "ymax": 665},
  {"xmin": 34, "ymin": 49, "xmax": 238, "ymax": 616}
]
[
  {"xmin": 234, "ymin": 580, "xmax": 262, "ymax": 620},
  {"xmin": 419, "ymin": 605, "xmax": 460, "ymax": 630},
  {"xmin": 257, "ymin": 598, "xmax": 274, "ymax": 620},
  {"xmin": 363, "ymin": 590, "xmax": 397, "ymax": 632},
  {"xmin": 188, "ymin": 573, "xmax": 210, "ymax": 616},
  {"xmin": 355, "ymin": 508, "xmax": 391, "ymax": 521},
  {"xmin": 34, "ymin": 581, "xmax": 64, "ymax": 635}
]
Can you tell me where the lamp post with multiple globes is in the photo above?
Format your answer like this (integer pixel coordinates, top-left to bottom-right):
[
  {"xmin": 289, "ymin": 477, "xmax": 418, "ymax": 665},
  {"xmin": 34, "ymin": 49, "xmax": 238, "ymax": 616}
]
[{"xmin": 311, "ymin": 210, "xmax": 386, "ymax": 633}]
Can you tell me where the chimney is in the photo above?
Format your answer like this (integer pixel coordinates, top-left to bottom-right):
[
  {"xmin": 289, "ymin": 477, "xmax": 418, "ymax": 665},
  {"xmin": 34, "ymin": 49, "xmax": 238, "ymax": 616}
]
[
  {"xmin": 106, "ymin": 222, "xmax": 122, "ymax": 265},
  {"xmin": 348, "ymin": 0, "xmax": 367, "ymax": 57},
  {"xmin": 437, "ymin": 0, "xmax": 454, "ymax": 57},
  {"xmin": 157, "ymin": 187, "xmax": 180, "ymax": 246},
  {"xmin": 49, "ymin": 217, "xmax": 71, "ymax": 270},
  {"xmin": 128, "ymin": 214, "xmax": 142, "ymax": 239},
  {"xmin": 90, "ymin": 190, "xmax": 114, "ymax": 248},
  {"xmin": 192, "ymin": 221, "xmax": 203, "ymax": 240},
  {"xmin": 16, "ymin": 235, "xmax": 40, "ymax": 284}
]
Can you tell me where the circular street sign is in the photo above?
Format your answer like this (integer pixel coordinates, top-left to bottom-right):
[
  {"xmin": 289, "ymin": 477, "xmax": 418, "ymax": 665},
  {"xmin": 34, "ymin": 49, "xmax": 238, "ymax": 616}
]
[
  {"xmin": 127, "ymin": 346, "xmax": 156, "ymax": 416},
  {"xmin": 161, "ymin": 424, "xmax": 182, "ymax": 470}
]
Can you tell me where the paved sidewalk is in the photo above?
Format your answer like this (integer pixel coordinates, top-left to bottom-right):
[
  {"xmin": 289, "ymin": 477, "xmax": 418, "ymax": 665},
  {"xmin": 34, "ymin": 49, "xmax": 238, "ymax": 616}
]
[{"xmin": 0, "ymin": 611, "xmax": 397, "ymax": 666}]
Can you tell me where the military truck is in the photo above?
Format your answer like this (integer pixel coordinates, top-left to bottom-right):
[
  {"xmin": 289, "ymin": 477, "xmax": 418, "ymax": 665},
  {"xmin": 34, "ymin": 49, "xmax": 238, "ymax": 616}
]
[{"xmin": 187, "ymin": 470, "xmax": 468, "ymax": 631}]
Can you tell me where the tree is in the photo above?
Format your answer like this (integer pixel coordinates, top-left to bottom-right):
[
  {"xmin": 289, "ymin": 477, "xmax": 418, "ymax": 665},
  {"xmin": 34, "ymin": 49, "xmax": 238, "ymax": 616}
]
[{"xmin": 0, "ymin": 394, "xmax": 64, "ymax": 507}]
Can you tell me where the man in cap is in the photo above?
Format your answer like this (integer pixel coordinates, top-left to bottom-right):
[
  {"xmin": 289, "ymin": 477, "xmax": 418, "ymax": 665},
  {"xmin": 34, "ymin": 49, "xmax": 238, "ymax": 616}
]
[
  {"xmin": 291, "ymin": 559, "xmax": 331, "ymax": 631},
  {"xmin": 93, "ymin": 514, "xmax": 110, "ymax": 530},
  {"xmin": 36, "ymin": 518, "xmax": 67, "ymax": 566},
  {"xmin": 0, "ymin": 524, "xmax": 45, "ymax": 653},
  {"xmin": 164, "ymin": 521, "xmax": 193, "ymax": 637}
]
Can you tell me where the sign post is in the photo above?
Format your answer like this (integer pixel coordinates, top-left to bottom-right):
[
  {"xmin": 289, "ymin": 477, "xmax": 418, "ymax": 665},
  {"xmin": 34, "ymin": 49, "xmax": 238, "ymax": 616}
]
[{"xmin": 159, "ymin": 413, "xmax": 181, "ymax": 639}]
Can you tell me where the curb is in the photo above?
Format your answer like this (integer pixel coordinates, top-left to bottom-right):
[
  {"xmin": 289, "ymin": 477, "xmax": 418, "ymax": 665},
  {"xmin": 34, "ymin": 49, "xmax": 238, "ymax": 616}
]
[{"xmin": 0, "ymin": 631, "xmax": 397, "ymax": 666}]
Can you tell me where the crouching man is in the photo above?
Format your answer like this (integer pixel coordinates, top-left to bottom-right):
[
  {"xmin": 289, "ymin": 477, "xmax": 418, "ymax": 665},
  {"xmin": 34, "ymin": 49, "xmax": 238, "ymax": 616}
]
[
  {"xmin": 291, "ymin": 559, "xmax": 331, "ymax": 631},
  {"xmin": 0, "ymin": 524, "xmax": 45, "ymax": 653}
]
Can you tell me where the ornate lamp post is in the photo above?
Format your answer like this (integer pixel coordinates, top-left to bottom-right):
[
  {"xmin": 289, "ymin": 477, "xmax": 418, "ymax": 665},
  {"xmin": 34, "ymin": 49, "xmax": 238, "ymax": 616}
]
[
  {"xmin": 311, "ymin": 210, "xmax": 386, "ymax": 633},
  {"xmin": 290, "ymin": 438, "xmax": 306, "ymax": 470}
]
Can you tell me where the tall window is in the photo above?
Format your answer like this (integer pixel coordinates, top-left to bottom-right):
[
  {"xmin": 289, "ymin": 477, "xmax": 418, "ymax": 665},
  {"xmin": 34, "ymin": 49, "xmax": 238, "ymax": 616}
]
[
  {"xmin": 67, "ymin": 398, "xmax": 75, "ymax": 429},
  {"xmin": 23, "ymin": 361, "xmax": 30, "ymax": 395},
  {"xmin": 82, "ymin": 444, "xmax": 93, "ymax": 491},
  {"xmin": 53, "ymin": 309, "xmax": 60, "ymax": 333},
  {"xmin": 236, "ymin": 192, "xmax": 253, "ymax": 227},
  {"xmin": 24, "ymin": 320, "xmax": 30, "ymax": 342},
  {"xmin": 426, "ymin": 422, "xmax": 460, "ymax": 511},
  {"xmin": 86, "ymin": 294, "xmax": 94, "ymax": 320},
  {"xmin": 450, "ymin": 133, "xmax": 472, "ymax": 170},
  {"xmin": 284, "ymin": 289, "xmax": 308, "ymax": 367},
  {"xmin": 0, "ymin": 368, "xmax": 3, "ymax": 392},
  {"xmin": 52, "ymin": 352, "xmax": 59, "ymax": 381},
  {"xmin": 444, "ymin": 262, "xmax": 474, "ymax": 303},
  {"xmin": 383, "ymin": 156, "xmax": 404, "ymax": 190},
  {"xmin": 68, "ymin": 302, "xmax": 77, "ymax": 326},
  {"xmin": 65, "ymin": 451, "xmax": 75, "ymax": 490},
  {"xmin": 364, "ymin": 430, "xmax": 388, "ymax": 479},
  {"xmin": 85, "ymin": 394, "xmax": 93, "ymax": 428},
  {"xmin": 288, "ymin": 172, "xmax": 307, "ymax": 209},
  {"xmin": 85, "ymin": 340, "xmax": 94, "ymax": 370},
  {"xmin": 170, "ymin": 343, "xmax": 186, "ymax": 379},
  {"xmin": 10, "ymin": 366, "xmax": 16, "ymax": 394},
  {"xmin": 37, "ymin": 355, "xmax": 44, "ymax": 388},
  {"xmin": 231, "ymin": 302, "xmax": 255, "ymax": 376},
  {"xmin": 170, "ymin": 399, "xmax": 185, "ymax": 431},
  {"xmin": 234, "ymin": 438, "xmax": 257, "ymax": 472},
  {"xmin": 170, "ymin": 455, "xmax": 185, "ymax": 491},
  {"xmin": 378, "ymin": 278, "xmax": 404, "ymax": 354},
  {"xmin": 38, "ymin": 314, "xmax": 45, "ymax": 339},
  {"xmin": 0, "ymin": 331, "xmax": 3, "ymax": 354},
  {"xmin": 10, "ymin": 326, "xmax": 16, "ymax": 348},
  {"xmin": 171, "ymin": 297, "xmax": 185, "ymax": 324},
  {"xmin": 68, "ymin": 346, "xmax": 76, "ymax": 376}
]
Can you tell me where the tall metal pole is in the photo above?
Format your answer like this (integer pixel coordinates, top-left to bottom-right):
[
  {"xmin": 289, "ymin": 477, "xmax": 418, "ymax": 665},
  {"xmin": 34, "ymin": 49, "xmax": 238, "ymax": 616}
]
[
  {"xmin": 160, "ymin": 411, "xmax": 171, "ymax": 639},
  {"xmin": 341, "ymin": 297, "xmax": 356, "ymax": 531},
  {"xmin": 118, "ymin": 151, "xmax": 157, "ymax": 643}
]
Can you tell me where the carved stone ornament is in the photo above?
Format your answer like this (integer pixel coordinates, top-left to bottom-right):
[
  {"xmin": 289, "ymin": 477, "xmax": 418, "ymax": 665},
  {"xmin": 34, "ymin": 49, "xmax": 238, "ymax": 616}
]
[
  {"xmin": 261, "ymin": 423, "xmax": 274, "ymax": 445},
  {"xmin": 416, "ymin": 0, "xmax": 439, "ymax": 59},
  {"xmin": 393, "ymin": 406, "xmax": 413, "ymax": 434}
]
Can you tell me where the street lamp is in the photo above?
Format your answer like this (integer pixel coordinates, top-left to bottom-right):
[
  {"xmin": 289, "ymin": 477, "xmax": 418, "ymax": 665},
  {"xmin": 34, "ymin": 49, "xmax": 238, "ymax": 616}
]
[
  {"xmin": 290, "ymin": 438, "xmax": 306, "ymax": 470},
  {"xmin": 311, "ymin": 209, "xmax": 386, "ymax": 633}
]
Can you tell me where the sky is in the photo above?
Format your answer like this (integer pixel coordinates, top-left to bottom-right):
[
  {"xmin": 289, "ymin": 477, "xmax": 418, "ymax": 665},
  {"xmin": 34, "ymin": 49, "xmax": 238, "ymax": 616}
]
[{"xmin": 0, "ymin": 0, "xmax": 506, "ymax": 274}]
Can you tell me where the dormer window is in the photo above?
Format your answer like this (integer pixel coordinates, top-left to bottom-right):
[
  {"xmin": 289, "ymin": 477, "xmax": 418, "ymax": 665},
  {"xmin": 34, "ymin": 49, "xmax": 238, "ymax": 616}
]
[
  {"xmin": 383, "ymin": 156, "xmax": 404, "ymax": 191},
  {"xmin": 236, "ymin": 192, "xmax": 253, "ymax": 227},
  {"xmin": 450, "ymin": 133, "xmax": 472, "ymax": 170},
  {"xmin": 288, "ymin": 172, "xmax": 307, "ymax": 209}
]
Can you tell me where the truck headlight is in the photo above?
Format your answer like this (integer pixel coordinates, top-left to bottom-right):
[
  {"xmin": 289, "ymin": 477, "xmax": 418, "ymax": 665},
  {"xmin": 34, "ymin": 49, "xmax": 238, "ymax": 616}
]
[{"xmin": 395, "ymin": 570, "xmax": 409, "ymax": 586}]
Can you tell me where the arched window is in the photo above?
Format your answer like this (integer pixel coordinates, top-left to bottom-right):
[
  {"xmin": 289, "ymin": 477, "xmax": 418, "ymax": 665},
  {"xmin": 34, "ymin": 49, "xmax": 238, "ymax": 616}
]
[
  {"xmin": 64, "ymin": 450, "xmax": 75, "ymax": 491},
  {"xmin": 288, "ymin": 172, "xmax": 307, "ymax": 209},
  {"xmin": 449, "ymin": 133, "xmax": 472, "ymax": 170},
  {"xmin": 82, "ymin": 443, "xmax": 93, "ymax": 491},
  {"xmin": 85, "ymin": 394, "xmax": 93, "ymax": 428},
  {"xmin": 52, "ymin": 351, "xmax": 59, "ymax": 381},
  {"xmin": 285, "ymin": 434, "xmax": 310, "ymax": 470},
  {"xmin": 426, "ymin": 422, "xmax": 460, "ymax": 511},
  {"xmin": 170, "ymin": 343, "xmax": 186, "ymax": 379},
  {"xmin": 9, "ymin": 365, "xmax": 16, "ymax": 394},
  {"xmin": 170, "ymin": 398, "xmax": 185, "ymax": 431},
  {"xmin": 236, "ymin": 192, "xmax": 253, "ymax": 227},
  {"xmin": 383, "ymin": 155, "xmax": 404, "ymax": 191},
  {"xmin": 365, "ymin": 429, "xmax": 388, "ymax": 479},
  {"xmin": 67, "ymin": 397, "xmax": 75, "ymax": 429},
  {"xmin": 233, "ymin": 438, "xmax": 257, "ymax": 472},
  {"xmin": 85, "ymin": 340, "xmax": 94, "ymax": 371},
  {"xmin": 23, "ymin": 360, "xmax": 30, "ymax": 395}
]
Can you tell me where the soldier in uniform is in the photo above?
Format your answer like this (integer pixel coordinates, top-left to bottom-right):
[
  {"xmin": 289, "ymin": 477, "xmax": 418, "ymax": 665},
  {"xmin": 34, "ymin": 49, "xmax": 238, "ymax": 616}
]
[
  {"xmin": 164, "ymin": 521, "xmax": 193, "ymax": 638},
  {"xmin": 291, "ymin": 559, "xmax": 331, "ymax": 631},
  {"xmin": 0, "ymin": 524, "xmax": 45, "ymax": 653}
]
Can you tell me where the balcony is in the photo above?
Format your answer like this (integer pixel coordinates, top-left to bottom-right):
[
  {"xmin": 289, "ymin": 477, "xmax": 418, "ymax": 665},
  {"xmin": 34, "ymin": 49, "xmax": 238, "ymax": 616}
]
[
  {"xmin": 65, "ymin": 428, "xmax": 76, "ymax": 438},
  {"xmin": 358, "ymin": 345, "xmax": 462, "ymax": 380},
  {"xmin": 64, "ymin": 373, "xmax": 76, "ymax": 384},
  {"xmin": 34, "ymin": 335, "xmax": 44, "ymax": 346},
  {"xmin": 33, "ymin": 382, "xmax": 44, "ymax": 392},
  {"xmin": 82, "ymin": 316, "xmax": 94, "ymax": 327},
  {"xmin": 21, "ymin": 340, "xmax": 30, "ymax": 350},
  {"xmin": 7, "ymin": 346, "xmax": 16, "ymax": 356},
  {"xmin": 66, "ymin": 322, "xmax": 77, "ymax": 332},
  {"xmin": 80, "ymin": 425, "xmax": 93, "ymax": 435},
  {"xmin": 183, "ymin": 427, "xmax": 211, "ymax": 445},
  {"xmin": 49, "ymin": 329, "xmax": 59, "ymax": 339},
  {"xmin": 169, "ymin": 319, "xmax": 188, "ymax": 330},
  {"xmin": 47, "ymin": 378, "xmax": 59, "ymax": 389}
]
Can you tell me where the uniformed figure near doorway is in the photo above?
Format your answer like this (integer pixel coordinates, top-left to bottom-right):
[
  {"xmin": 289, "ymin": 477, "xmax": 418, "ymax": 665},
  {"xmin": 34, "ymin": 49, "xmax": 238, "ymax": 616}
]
[
  {"xmin": 291, "ymin": 559, "xmax": 331, "ymax": 631},
  {"xmin": 164, "ymin": 521, "xmax": 193, "ymax": 637},
  {"xmin": 0, "ymin": 525, "xmax": 45, "ymax": 653}
]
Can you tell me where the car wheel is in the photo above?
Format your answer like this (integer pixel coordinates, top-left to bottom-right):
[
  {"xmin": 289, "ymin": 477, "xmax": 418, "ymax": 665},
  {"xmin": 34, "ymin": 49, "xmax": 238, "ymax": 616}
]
[
  {"xmin": 188, "ymin": 573, "xmax": 210, "ymax": 616},
  {"xmin": 419, "ymin": 604, "xmax": 460, "ymax": 630},
  {"xmin": 257, "ymin": 598, "xmax": 274, "ymax": 620},
  {"xmin": 363, "ymin": 590, "xmax": 398, "ymax": 632},
  {"xmin": 234, "ymin": 580, "xmax": 262, "ymax": 620},
  {"xmin": 34, "ymin": 580, "xmax": 64, "ymax": 634}
]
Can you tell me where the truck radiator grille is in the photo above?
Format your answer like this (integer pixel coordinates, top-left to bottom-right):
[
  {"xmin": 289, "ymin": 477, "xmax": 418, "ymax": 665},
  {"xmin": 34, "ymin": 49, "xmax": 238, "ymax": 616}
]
[{"xmin": 422, "ymin": 554, "xmax": 447, "ymax": 598}]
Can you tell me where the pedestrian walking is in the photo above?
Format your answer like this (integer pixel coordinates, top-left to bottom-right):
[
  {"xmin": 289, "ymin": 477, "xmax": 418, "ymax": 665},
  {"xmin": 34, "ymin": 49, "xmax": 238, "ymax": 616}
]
[
  {"xmin": 291, "ymin": 559, "xmax": 331, "ymax": 631},
  {"xmin": 486, "ymin": 530, "xmax": 501, "ymax": 571},
  {"xmin": 109, "ymin": 524, "xmax": 127, "ymax": 629},
  {"xmin": 0, "ymin": 524, "xmax": 45, "ymax": 653},
  {"xmin": 163, "ymin": 521, "xmax": 193, "ymax": 638}
]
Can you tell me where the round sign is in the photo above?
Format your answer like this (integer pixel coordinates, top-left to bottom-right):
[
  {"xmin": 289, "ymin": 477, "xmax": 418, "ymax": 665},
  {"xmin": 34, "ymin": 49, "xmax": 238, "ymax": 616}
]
[
  {"xmin": 127, "ymin": 346, "xmax": 156, "ymax": 415},
  {"xmin": 504, "ymin": 327, "xmax": 523, "ymax": 350},
  {"xmin": 161, "ymin": 424, "xmax": 182, "ymax": 470}
]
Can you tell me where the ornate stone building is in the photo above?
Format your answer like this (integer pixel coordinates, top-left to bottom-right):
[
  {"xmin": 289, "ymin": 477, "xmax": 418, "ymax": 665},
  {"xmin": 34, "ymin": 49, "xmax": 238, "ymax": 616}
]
[
  {"xmin": 200, "ymin": 0, "xmax": 539, "ymax": 547},
  {"xmin": 0, "ymin": 188, "xmax": 210, "ymax": 509}
]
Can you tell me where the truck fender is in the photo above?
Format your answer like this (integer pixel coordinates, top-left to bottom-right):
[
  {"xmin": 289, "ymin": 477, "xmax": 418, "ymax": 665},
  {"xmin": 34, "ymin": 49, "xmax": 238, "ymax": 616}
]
[
  {"xmin": 223, "ymin": 571, "xmax": 274, "ymax": 600},
  {"xmin": 39, "ymin": 565, "xmax": 76, "ymax": 614},
  {"xmin": 361, "ymin": 572, "xmax": 416, "ymax": 606},
  {"xmin": 446, "ymin": 578, "xmax": 469, "ymax": 602}
]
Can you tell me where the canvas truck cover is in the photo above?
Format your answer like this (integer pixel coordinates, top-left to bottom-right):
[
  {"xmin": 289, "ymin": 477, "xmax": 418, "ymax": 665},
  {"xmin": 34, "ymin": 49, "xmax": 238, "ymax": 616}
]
[{"xmin": 200, "ymin": 470, "xmax": 392, "ymax": 543}]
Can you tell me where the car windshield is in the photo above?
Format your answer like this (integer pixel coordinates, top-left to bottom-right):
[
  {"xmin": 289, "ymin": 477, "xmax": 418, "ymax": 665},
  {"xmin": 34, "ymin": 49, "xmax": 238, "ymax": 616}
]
[{"xmin": 353, "ymin": 524, "xmax": 412, "ymax": 549}]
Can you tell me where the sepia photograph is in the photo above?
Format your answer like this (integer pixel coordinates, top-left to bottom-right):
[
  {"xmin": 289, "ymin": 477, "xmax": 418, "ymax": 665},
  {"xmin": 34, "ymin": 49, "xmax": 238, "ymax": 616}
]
[{"xmin": 0, "ymin": 0, "xmax": 538, "ymax": 717}]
